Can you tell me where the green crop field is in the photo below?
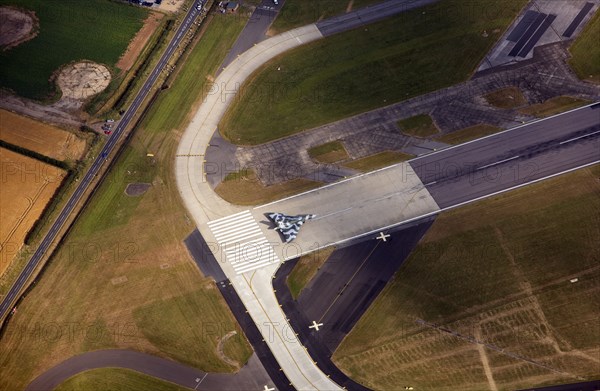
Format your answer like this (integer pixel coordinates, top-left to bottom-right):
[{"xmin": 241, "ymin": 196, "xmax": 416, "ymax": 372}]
[
  {"xmin": 0, "ymin": 12, "xmax": 252, "ymax": 391},
  {"xmin": 333, "ymin": 166, "xmax": 600, "ymax": 390},
  {"xmin": 55, "ymin": 368, "xmax": 188, "ymax": 391},
  {"xmin": 0, "ymin": 0, "xmax": 147, "ymax": 100},
  {"xmin": 220, "ymin": 0, "xmax": 528, "ymax": 145}
]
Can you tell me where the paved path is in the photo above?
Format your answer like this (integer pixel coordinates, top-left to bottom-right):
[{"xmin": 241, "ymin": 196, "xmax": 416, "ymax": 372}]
[{"xmin": 26, "ymin": 351, "xmax": 273, "ymax": 391}]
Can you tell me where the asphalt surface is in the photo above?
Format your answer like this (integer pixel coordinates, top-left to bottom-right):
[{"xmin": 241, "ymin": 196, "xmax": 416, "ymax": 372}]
[
  {"xmin": 411, "ymin": 104, "xmax": 600, "ymax": 209},
  {"xmin": 517, "ymin": 379, "xmax": 600, "ymax": 391},
  {"xmin": 185, "ymin": 228, "xmax": 228, "ymax": 282},
  {"xmin": 219, "ymin": 0, "xmax": 285, "ymax": 70},
  {"xmin": 25, "ymin": 350, "xmax": 273, "ymax": 391},
  {"xmin": 216, "ymin": 279, "xmax": 294, "ymax": 391},
  {"xmin": 315, "ymin": 0, "xmax": 439, "ymax": 36},
  {"xmin": 0, "ymin": 3, "xmax": 206, "ymax": 322},
  {"xmin": 272, "ymin": 218, "xmax": 435, "ymax": 391}
]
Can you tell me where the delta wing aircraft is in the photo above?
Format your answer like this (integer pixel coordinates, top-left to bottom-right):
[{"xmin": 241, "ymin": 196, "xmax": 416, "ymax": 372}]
[{"xmin": 267, "ymin": 213, "xmax": 316, "ymax": 243}]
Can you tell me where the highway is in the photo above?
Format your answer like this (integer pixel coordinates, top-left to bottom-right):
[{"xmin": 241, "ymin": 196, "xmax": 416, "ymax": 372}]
[{"xmin": 0, "ymin": 1, "xmax": 206, "ymax": 322}]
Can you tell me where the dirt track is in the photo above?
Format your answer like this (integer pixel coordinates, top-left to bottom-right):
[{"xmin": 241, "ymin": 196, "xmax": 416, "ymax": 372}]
[
  {"xmin": 117, "ymin": 12, "xmax": 164, "ymax": 71},
  {"xmin": 0, "ymin": 6, "xmax": 38, "ymax": 50}
]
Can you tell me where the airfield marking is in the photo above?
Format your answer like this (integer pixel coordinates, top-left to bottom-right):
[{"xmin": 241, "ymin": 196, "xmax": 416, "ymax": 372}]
[
  {"xmin": 477, "ymin": 156, "xmax": 520, "ymax": 170},
  {"xmin": 376, "ymin": 232, "xmax": 390, "ymax": 242},
  {"xmin": 208, "ymin": 210, "xmax": 281, "ymax": 275},
  {"xmin": 309, "ymin": 321, "xmax": 323, "ymax": 331},
  {"xmin": 559, "ymin": 129, "xmax": 600, "ymax": 145}
]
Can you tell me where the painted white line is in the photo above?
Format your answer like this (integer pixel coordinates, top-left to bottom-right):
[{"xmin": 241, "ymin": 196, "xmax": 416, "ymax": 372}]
[
  {"xmin": 477, "ymin": 156, "xmax": 520, "ymax": 170},
  {"xmin": 208, "ymin": 210, "xmax": 251, "ymax": 225},
  {"xmin": 425, "ymin": 181, "xmax": 437, "ymax": 186},
  {"xmin": 284, "ymin": 160, "xmax": 600, "ymax": 261},
  {"xmin": 225, "ymin": 238, "xmax": 269, "ymax": 255},
  {"xmin": 208, "ymin": 215, "xmax": 254, "ymax": 231},
  {"xmin": 559, "ymin": 129, "xmax": 600, "ymax": 145},
  {"xmin": 210, "ymin": 219, "xmax": 256, "ymax": 236},
  {"xmin": 212, "ymin": 222, "xmax": 260, "ymax": 240},
  {"xmin": 313, "ymin": 207, "xmax": 353, "ymax": 220},
  {"xmin": 410, "ymin": 102, "xmax": 600, "ymax": 162},
  {"xmin": 217, "ymin": 230, "xmax": 262, "ymax": 244}
]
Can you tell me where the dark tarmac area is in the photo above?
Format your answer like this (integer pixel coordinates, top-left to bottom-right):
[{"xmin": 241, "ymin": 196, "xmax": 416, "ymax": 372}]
[
  {"xmin": 273, "ymin": 217, "xmax": 435, "ymax": 390},
  {"xmin": 517, "ymin": 380, "xmax": 600, "ymax": 391}
]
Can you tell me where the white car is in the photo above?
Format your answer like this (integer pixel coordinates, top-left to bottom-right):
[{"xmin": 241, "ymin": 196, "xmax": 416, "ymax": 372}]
[{"xmin": 273, "ymin": 0, "xmax": 278, "ymax": 4}]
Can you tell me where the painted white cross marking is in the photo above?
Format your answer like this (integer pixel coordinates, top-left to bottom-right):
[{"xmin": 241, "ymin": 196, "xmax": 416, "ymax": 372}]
[
  {"xmin": 263, "ymin": 386, "xmax": 275, "ymax": 391},
  {"xmin": 376, "ymin": 232, "xmax": 390, "ymax": 242},
  {"xmin": 309, "ymin": 321, "xmax": 323, "ymax": 331}
]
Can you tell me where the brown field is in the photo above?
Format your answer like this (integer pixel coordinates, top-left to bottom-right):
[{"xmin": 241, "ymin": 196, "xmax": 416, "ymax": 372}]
[
  {"xmin": 0, "ymin": 109, "xmax": 86, "ymax": 161},
  {"xmin": 0, "ymin": 147, "xmax": 66, "ymax": 275},
  {"xmin": 116, "ymin": 12, "xmax": 164, "ymax": 71},
  {"xmin": 334, "ymin": 166, "xmax": 600, "ymax": 390}
]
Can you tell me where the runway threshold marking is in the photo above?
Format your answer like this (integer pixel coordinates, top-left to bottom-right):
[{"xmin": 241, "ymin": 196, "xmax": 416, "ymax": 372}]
[{"xmin": 207, "ymin": 210, "xmax": 281, "ymax": 275}]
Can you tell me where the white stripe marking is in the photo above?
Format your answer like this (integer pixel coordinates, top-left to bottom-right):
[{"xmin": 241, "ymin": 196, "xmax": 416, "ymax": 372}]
[
  {"xmin": 559, "ymin": 129, "xmax": 600, "ymax": 145},
  {"xmin": 477, "ymin": 156, "xmax": 519, "ymax": 170}
]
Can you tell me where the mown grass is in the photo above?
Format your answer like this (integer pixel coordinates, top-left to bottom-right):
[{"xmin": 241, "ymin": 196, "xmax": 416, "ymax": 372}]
[
  {"xmin": 569, "ymin": 11, "xmax": 600, "ymax": 83},
  {"xmin": 55, "ymin": 368, "xmax": 188, "ymax": 391},
  {"xmin": 215, "ymin": 169, "xmax": 321, "ymax": 206},
  {"xmin": 484, "ymin": 86, "xmax": 527, "ymax": 109},
  {"xmin": 287, "ymin": 246, "xmax": 335, "ymax": 299},
  {"xmin": 334, "ymin": 166, "xmax": 600, "ymax": 390},
  {"xmin": 308, "ymin": 141, "xmax": 349, "ymax": 163},
  {"xmin": 398, "ymin": 114, "xmax": 439, "ymax": 138},
  {"xmin": 0, "ymin": 13, "xmax": 252, "ymax": 391},
  {"xmin": 343, "ymin": 151, "xmax": 414, "ymax": 172},
  {"xmin": 437, "ymin": 124, "xmax": 502, "ymax": 145},
  {"xmin": 221, "ymin": 0, "xmax": 528, "ymax": 145},
  {"xmin": 0, "ymin": 0, "xmax": 147, "ymax": 100},
  {"xmin": 519, "ymin": 96, "xmax": 591, "ymax": 118},
  {"xmin": 270, "ymin": 0, "xmax": 380, "ymax": 34},
  {"xmin": 133, "ymin": 288, "xmax": 253, "ymax": 372}
]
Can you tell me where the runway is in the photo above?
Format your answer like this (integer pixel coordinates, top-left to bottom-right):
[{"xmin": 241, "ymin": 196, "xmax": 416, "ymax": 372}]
[{"xmin": 411, "ymin": 103, "xmax": 600, "ymax": 208}]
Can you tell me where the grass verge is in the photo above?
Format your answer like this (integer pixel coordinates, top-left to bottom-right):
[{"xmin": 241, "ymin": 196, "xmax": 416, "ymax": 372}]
[
  {"xmin": 55, "ymin": 368, "xmax": 188, "ymax": 391},
  {"xmin": 287, "ymin": 246, "xmax": 335, "ymax": 299},
  {"xmin": 333, "ymin": 165, "xmax": 600, "ymax": 391},
  {"xmin": 568, "ymin": 11, "xmax": 600, "ymax": 83},
  {"xmin": 343, "ymin": 151, "xmax": 414, "ymax": 172},
  {"xmin": 220, "ymin": 0, "xmax": 528, "ymax": 145},
  {"xmin": 308, "ymin": 141, "xmax": 349, "ymax": 163},
  {"xmin": 437, "ymin": 124, "xmax": 502, "ymax": 145},
  {"xmin": 519, "ymin": 96, "xmax": 591, "ymax": 118},
  {"xmin": 215, "ymin": 169, "xmax": 322, "ymax": 206},
  {"xmin": 0, "ymin": 0, "xmax": 147, "ymax": 100},
  {"xmin": 484, "ymin": 86, "xmax": 527, "ymax": 109},
  {"xmin": 398, "ymin": 114, "xmax": 439, "ymax": 138},
  {"xmin": 0, "ymin": 12, "xmax": 252, "ymax": 391},
  {"xmin": 270, "ymin": 0, "xmax": 380, "ymax": 34}
]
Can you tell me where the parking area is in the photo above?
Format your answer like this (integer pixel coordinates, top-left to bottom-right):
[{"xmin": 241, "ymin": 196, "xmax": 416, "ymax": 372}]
[{"xmin": 479, "ymin": 0, "xmax": 599, "ymax": 70}]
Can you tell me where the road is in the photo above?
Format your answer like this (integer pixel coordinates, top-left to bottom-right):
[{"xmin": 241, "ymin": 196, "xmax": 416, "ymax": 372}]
[
  {"xmin": 0, "ymin": 1, "xmax": 206, "ymax": 322},
  {"xmin": 25, "ymin": 350, "xmax": 273, "ymax": 391}
]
